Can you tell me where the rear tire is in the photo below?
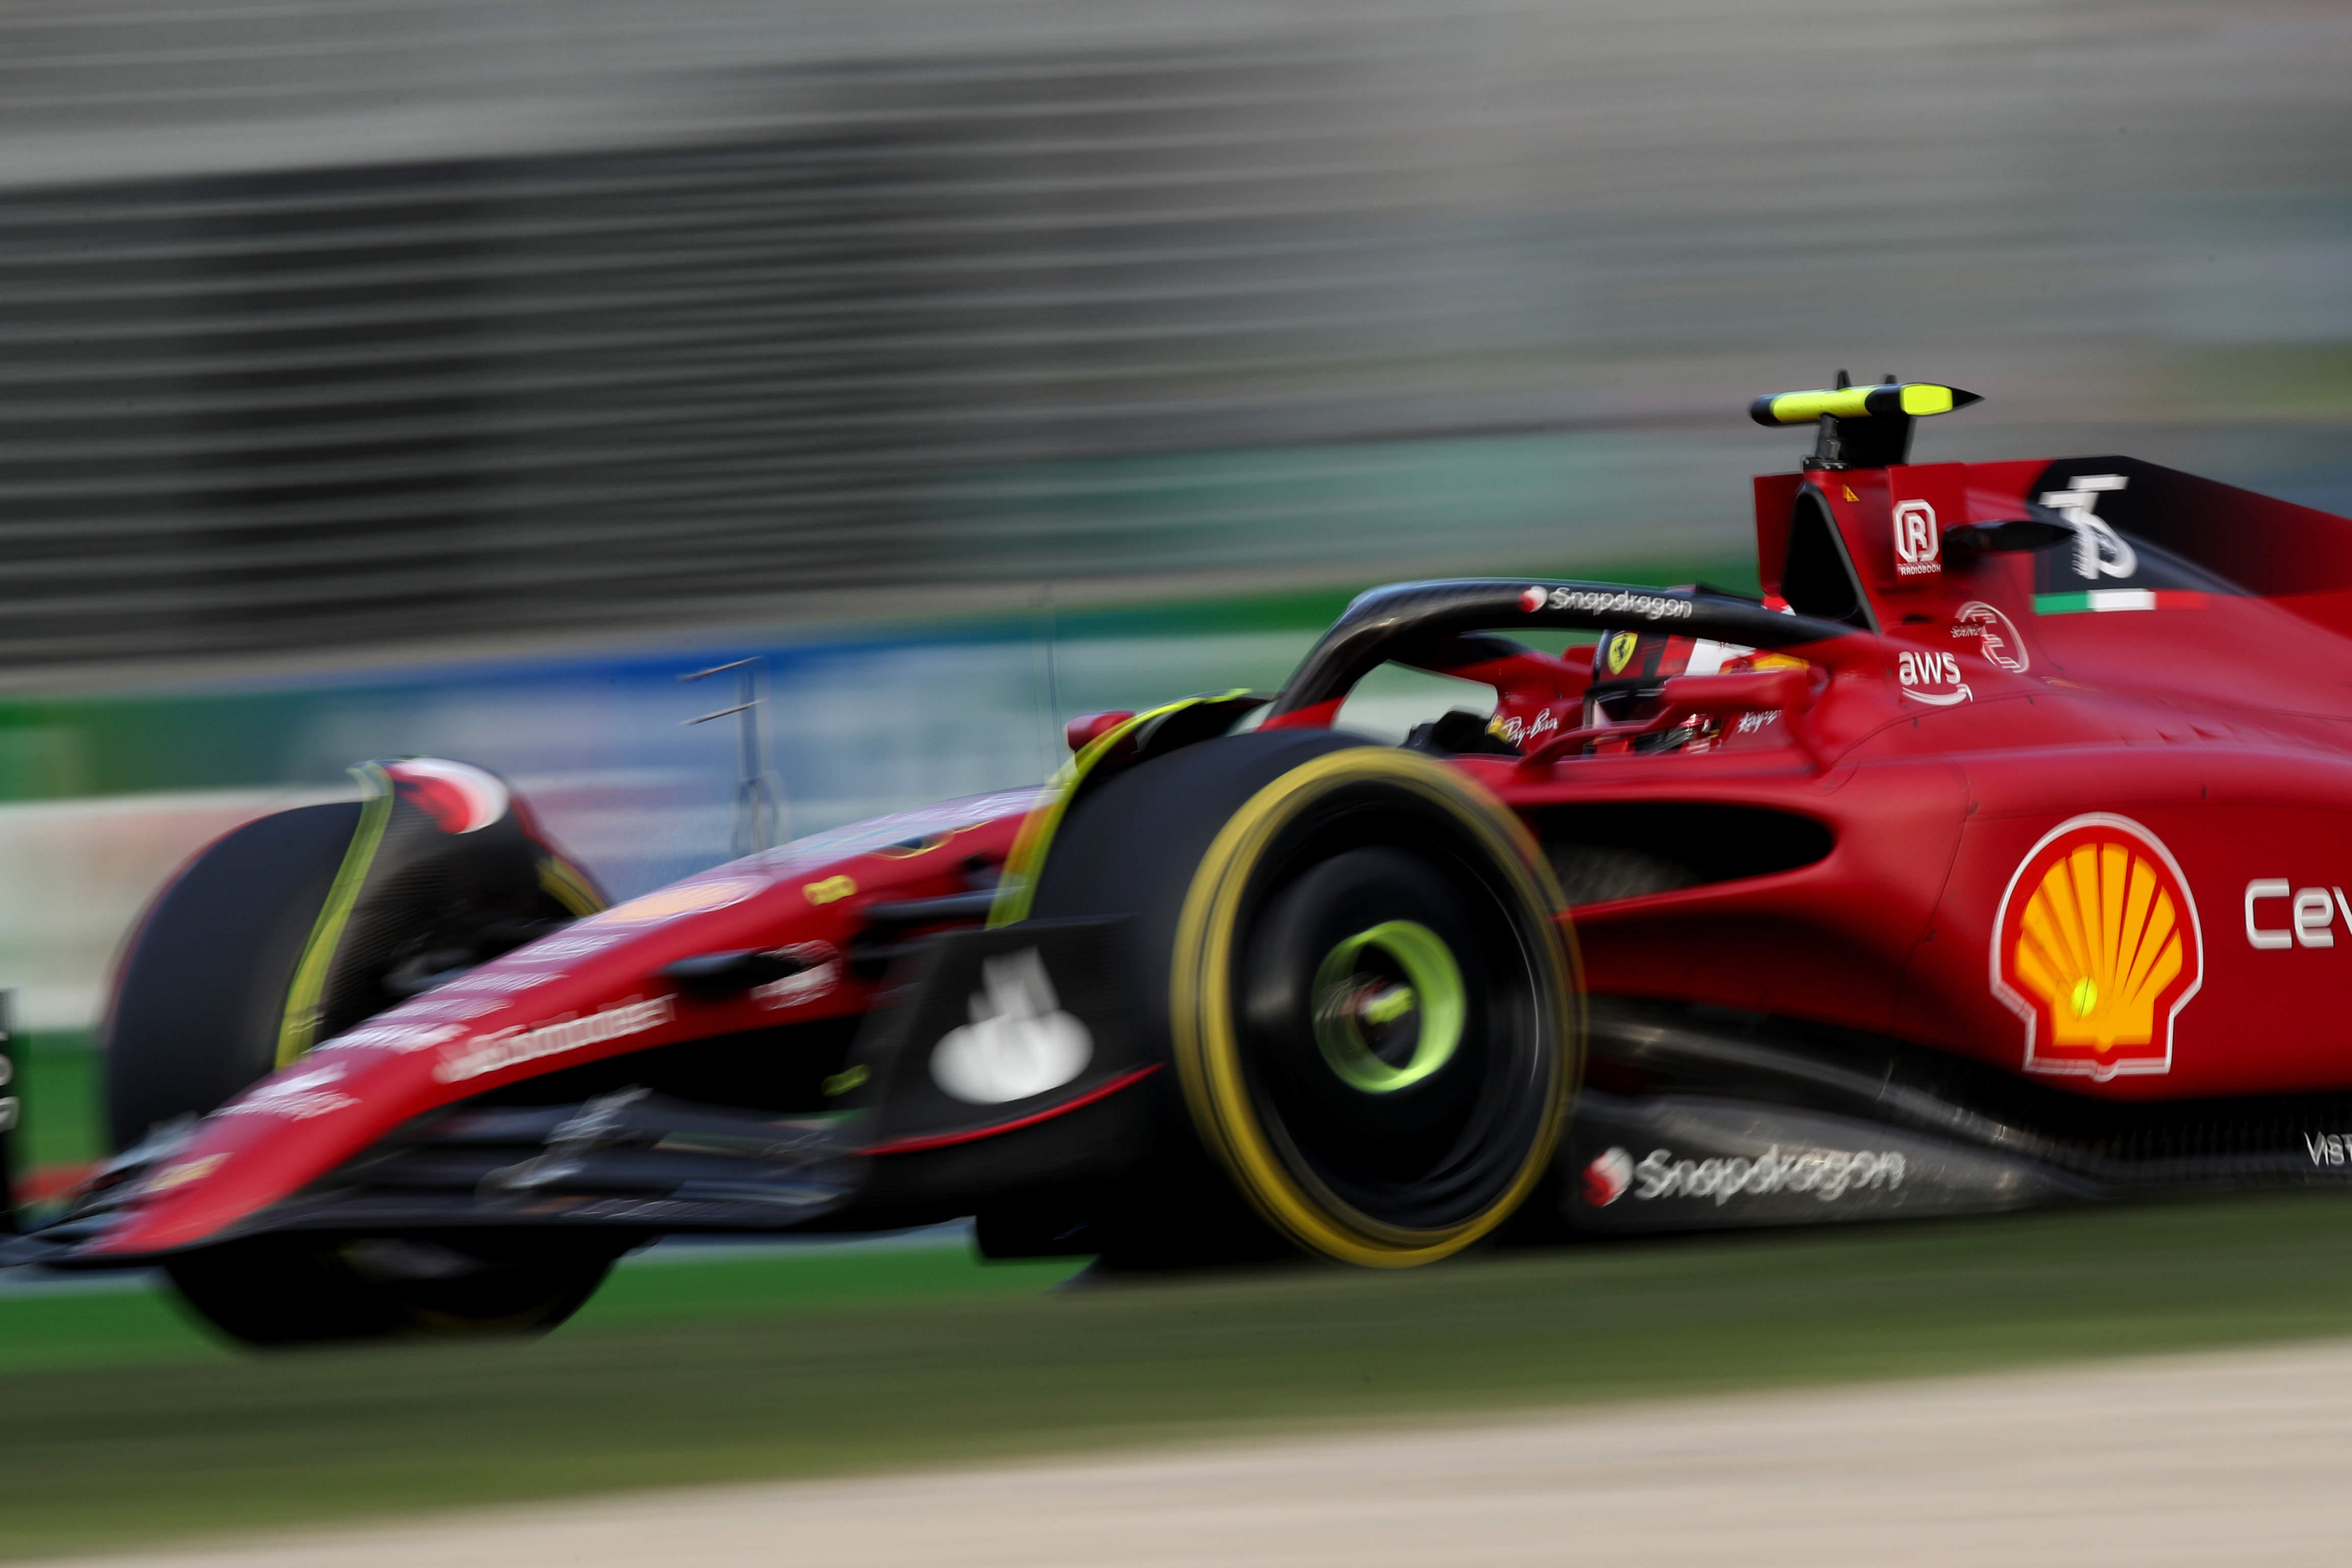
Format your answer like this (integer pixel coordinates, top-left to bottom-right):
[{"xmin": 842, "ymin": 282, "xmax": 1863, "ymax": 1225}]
[{"xmin": 1031, "ymin": 732, "xmax": 1578, "ymax": 1267}]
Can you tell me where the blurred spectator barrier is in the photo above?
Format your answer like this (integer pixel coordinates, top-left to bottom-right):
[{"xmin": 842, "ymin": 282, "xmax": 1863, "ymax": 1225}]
[{"xmin": 1, "ymin": 0, "xmax": 2348, "ymax": 674}]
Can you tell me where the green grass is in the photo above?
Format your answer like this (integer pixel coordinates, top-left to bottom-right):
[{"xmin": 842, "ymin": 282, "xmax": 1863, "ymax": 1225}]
[
  {"xmin": 0, "ymin": 1282, "xmax": 228, "ymax": 1376},
  {"xmin": 11, "ymin": 1194, "xmax": 2352, "ymax": 1558},
  {"xmin": 14, "ymin": 1032, "xmax": 101, "ymax": 1176},
  {"xmin": 0, "ymin": 1242, "xmax": 1082, "ymax": 1378},
  {"xmin": 576, "ymin": 1242, "xmax": 1084, "ymax": 1329}
]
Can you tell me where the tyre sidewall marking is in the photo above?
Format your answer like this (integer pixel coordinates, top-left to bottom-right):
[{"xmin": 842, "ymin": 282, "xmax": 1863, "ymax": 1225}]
[{"xmin": 1169, "ymin": 748, "xmax": 1580, "ymax": 1266}]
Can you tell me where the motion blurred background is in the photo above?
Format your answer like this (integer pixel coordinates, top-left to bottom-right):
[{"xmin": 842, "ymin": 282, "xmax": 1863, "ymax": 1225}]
[{"xmin": 2, "ymin": 0, "xmax": 2347, "ymax": 1194}]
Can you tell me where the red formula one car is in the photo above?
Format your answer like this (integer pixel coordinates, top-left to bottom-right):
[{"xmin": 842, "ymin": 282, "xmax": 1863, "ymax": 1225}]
[{"xmin": 12, "ymin": 378, "xmax": 2352, "ymax": 1344}]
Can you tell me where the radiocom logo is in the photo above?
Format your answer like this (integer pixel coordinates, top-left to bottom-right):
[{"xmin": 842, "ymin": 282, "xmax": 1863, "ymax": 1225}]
[
  {"xmin": 1892, "ymin": 499, "xmax": 1940, "ymax": 577},
  {"xmin": 1992, "ymin": 815, "xmax": 2202, "ymax": 1081}
]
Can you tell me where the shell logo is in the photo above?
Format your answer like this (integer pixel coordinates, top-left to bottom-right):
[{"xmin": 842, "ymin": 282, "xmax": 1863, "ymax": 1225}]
[{"xmin": 1991, "ymin": 815, "xmax": 2202, "ymax": 1080}]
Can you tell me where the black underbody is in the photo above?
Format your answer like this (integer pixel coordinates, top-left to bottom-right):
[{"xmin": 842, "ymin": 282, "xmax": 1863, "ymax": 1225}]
[
  {"xmin": 29, "ymin": 987, "xmax": 2352, "ymax": 1268},
  {"xmin": 1563, "ymin": 997, "xmax": 2352, "ymax": 1234}
]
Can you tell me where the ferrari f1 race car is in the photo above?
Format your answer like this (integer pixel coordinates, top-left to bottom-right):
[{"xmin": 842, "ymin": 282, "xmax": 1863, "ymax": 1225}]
[{"xmin": 11, "ymin": 377, "xmax": 2352, "ymax": 1345}]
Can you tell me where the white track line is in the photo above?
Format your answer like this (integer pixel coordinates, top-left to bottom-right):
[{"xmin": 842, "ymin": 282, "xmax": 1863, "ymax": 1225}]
[{"xmin": 38, "ymin": 1337, "xmax": 2352, "ymax": 1568}]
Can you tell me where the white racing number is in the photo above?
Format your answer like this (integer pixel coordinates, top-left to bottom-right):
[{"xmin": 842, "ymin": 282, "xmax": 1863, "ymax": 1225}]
[{"xmin": 2039, "ymin": 474, "xmax": 2138, "ymax": 581}]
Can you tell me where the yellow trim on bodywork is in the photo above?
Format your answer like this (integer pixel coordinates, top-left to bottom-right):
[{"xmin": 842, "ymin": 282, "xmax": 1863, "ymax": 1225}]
[
  {"xmin": 804, "ymin": 875, "xmax": 858, "ymax": 905},
  {"xmin": 1166, "ymin": 748, "xmax": 1580, "ymax": 1267},
  {"xmin": 987, "ymin": 690, "xmax": 1256, "ymax": 929},
  {"xmin": 274, "ymin": 763, "xmax": 396, "ymax": 1067},
  {"xmin": 536, "ymin": 855, "xmax": 606, "ymax": 918}
]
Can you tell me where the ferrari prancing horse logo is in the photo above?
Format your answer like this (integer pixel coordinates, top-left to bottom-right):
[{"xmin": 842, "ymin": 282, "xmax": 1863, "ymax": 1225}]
[{"xmin": 1991, "ymin": 815, "xmax": 2203, "ymax": 1081}]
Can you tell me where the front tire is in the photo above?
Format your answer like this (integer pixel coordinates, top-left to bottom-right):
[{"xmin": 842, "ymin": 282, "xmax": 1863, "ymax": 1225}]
[
  {"xmin": 104, "ymin": 763, "xmax": 613, "ymax": 1345},
  {"xmin": 106, "ymin": 804, "xmax": 362, "ymax": 1149},
  {"xmin": 1032, "ymin": 733, "xmax": 1578, "ymax": 1266},
  {"xmin": 165, "ymin": 1233, "xmax": 623, "ymax": 1348}
]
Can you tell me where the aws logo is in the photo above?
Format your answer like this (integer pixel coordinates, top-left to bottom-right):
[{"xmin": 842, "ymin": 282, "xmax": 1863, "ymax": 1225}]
[
  {"xmin": 1896, "ymin": 650, "xmax": 1971, "ymax": 706},
  {"xmin": 1992, "ymin": 815, "xmax": 2203, "ymax": 1081}
]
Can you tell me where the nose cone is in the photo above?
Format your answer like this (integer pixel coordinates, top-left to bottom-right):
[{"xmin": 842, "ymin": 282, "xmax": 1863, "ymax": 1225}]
[{"xmin": 87, "ymin": 867, "xmax": 797, "ymax": 1257}]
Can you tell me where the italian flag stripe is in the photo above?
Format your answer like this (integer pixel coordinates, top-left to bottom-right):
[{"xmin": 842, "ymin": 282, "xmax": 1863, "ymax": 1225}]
[{"xmin": 2033, "ymin": 590, "xmax": 2209, "ymax": 615}]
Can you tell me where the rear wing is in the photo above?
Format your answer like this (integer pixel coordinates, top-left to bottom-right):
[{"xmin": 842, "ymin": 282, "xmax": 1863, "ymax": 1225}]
[
  {"xmin": 2000, "ymin": 456, "xmax": 2352, "ymax": 640},
  {"xmin": 1755, "ymin": 452, "xmax": 2352, "ymax": 641}
]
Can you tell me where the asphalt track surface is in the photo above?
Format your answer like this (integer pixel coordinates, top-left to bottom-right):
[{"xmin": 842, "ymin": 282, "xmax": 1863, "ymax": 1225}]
[{"xmin": 37, "ymin": 1337, "xmax": 2352, "ymax": 1568}]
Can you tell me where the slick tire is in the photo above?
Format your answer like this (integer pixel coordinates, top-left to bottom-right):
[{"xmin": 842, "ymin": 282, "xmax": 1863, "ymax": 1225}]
[
  {"xmin": 105, "ymin": 803, "xmax": 363, "ymax": 1150},
  {"xmin": 108, "ymin": 780, "xmax": 613, "ymax": 1346},
  {"xmin": 1030, "ymin": 730, "xmax": 1579, "ymax": 1267},
  {"xmin": 165, "ymin": 1233, "xmax": 622, "ymax": 1348},
  {"xmin": 107, "ymin": 773, "xmax": 601, "ymax": 1151}
]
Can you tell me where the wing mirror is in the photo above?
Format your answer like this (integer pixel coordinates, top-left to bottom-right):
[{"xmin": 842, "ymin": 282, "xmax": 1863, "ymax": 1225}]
[{"xmin": 1065, "ymin": 711, "xmax": 1134, "ymax": 752}]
